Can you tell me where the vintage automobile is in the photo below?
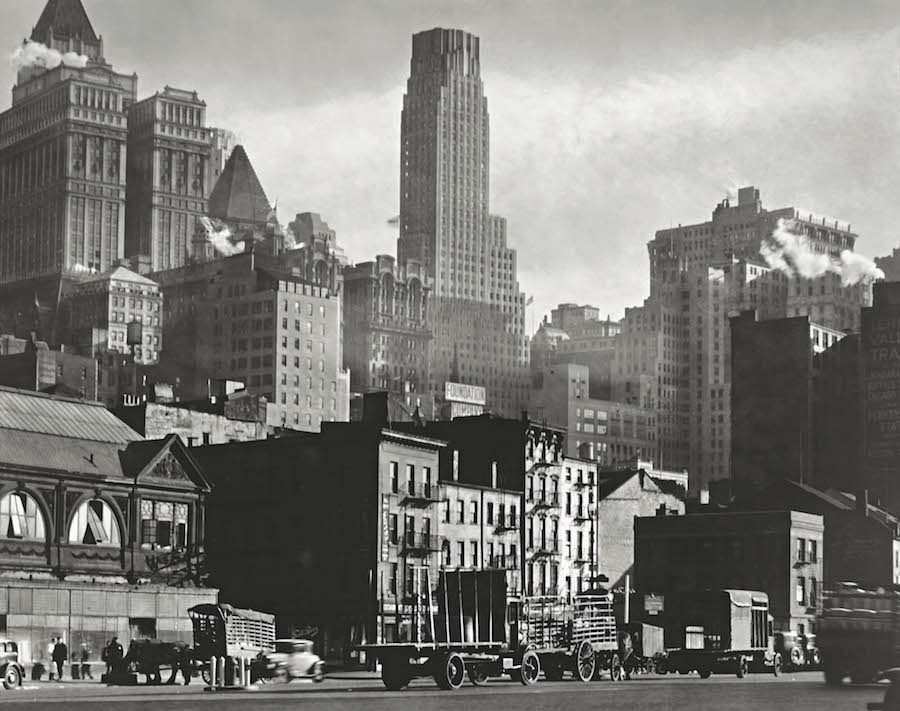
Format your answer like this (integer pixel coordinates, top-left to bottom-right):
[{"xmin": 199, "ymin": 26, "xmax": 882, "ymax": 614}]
[
  {"xmin": 0, "ymin": 641, "xmax": 24, "ymax": 690},
  {"xmin": 252, "ymin": 639, "xmax": 325, "ymax": 683}
]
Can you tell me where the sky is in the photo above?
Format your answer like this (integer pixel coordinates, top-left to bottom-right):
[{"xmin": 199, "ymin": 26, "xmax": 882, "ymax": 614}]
[{"xmin": 3, "ymin": 0, "xmax": 900, "ymax": 330}]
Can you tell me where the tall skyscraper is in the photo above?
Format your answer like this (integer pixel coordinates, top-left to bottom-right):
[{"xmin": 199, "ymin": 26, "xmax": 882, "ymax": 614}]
[
  {"xmin": 397, "ymin": 29, "xmax": 529, "ymax": 417},
  {"xmin": 612, "ymin": 187, "xmax": 874, "ymax": 494},
  {"xmin": 0, "ymin": 0, "xmax": 136, "ymax": 285},
  {"xmin": 125, "ymin": 86, "xmax": 213, "ymax": 271}
]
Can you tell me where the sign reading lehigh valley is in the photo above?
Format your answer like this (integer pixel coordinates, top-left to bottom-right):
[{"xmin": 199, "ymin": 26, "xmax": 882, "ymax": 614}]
[{"xmin": 863, "ymin": 297, "xmax": 900, "ymax": 467}]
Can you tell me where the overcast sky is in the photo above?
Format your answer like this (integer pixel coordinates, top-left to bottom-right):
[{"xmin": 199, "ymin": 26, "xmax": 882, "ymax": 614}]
[{"xmin": 3, "ymin": 0, "xmax": 900, "ymax": 327}]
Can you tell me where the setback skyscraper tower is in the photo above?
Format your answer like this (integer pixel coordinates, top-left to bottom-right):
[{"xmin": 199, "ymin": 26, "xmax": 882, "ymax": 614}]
[{"xmin": 398, "ymin": 28, "xmax": 529, "ymax": 417}]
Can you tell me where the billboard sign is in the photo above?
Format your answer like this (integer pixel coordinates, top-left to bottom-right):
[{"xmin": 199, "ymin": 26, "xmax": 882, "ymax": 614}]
[{"xmin": 445, "ymin": 382, "xmax": 486, "ymax": 406}]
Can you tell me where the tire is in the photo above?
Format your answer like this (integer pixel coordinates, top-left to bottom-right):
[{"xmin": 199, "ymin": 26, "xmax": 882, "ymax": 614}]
[
  {"xmin": 575, "ymin": 641, "xmax": 595, "ymax": 683},
  {"xmin": 698, "ymin": 668, "xmax": 712, "ymax": 679},
  {"xmin": 201, "ymin": 668, "xmax": 212, "ymax": 686},
  {"xmin": 773, "ymin": 653, "xmax": 782, "ymax": 677},
  {"xmin": 3, "ymin": 665, "xmax": 21, "ymax": 690},
  {"xmin": 790, "ymin": 646, "xmax": 804, "ymax": 668},
  {"xmin": 609, "ymin": 653, "xmax": 623, "ymax": 682},
  {"xmin": 313, "ymin": 662, "xmax": 325, "ymax": 683},
  {"xmin": 736, "ymin": 657, "xmax": 747, "ymax": 679},
  {"xmin": 515, "ymin": 651, "xmax": 540, "ymax": 686},
  {"xmin": 434, "ymin": 653, "xmax": 465, "ymax": 691},
  {"xmin": 468, "ymin": 666, "xmax": 489, "ymax": 686},
  {"xmin": 381, "ymin": 660, "xmax": 410, "ymax": 691},
  {"xmin": 809, "ymin": 649, "xmax": 821, "ymax": 667}
]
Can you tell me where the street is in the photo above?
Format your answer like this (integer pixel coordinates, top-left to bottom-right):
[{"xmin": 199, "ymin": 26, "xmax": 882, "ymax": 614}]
[{"xmin": 0, "ymin": 673, "xmax": 883, "ymax": 710}]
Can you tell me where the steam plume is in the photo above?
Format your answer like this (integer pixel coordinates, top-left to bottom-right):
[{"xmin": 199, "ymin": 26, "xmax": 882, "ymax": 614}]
[
  {"xmin": 10, "ymin": 40, "xmax": 88, "ymax": 71},
  {"xmin": 282, "ymin": 224, "xmax": 306, "ymax": 251},
  {"xmin": 761, "ymin": 218, "xmax": 884, "ymax": 286},
  {"xmin": 200, "ymin": 217, "xmax": 244, "ymax": 257}
]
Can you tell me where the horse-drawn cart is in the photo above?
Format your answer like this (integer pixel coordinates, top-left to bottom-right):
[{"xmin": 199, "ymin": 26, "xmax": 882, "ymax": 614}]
[{"xmin": 188, "ymin": 603, "xmax": 275, "ymax": 684}]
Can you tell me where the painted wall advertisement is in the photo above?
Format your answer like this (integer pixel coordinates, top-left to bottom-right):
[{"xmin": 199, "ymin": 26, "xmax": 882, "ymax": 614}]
[
  {"xmin": 863, "ymin": 287, "xmax": 900, "ymax": 507},
  {"xmin": 381, "ymin": 495, "xmax": 390, "ymax": 562}
]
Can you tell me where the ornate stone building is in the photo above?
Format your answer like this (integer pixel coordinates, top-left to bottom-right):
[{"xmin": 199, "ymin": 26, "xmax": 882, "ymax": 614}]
[
  {"xmin": 125, "ymin": 86, "xmax": 213, "ymax": 271},
  {"xmin": 343, "ymin": 255, "xmax": 432, "ymax": 413},
  {"xmin": 0, "ymin": 0, "xmax": 135, "ymax": 285},
  {"xmin": 0, "ymin": 387, "xmax": 215, "ymax": 666}
]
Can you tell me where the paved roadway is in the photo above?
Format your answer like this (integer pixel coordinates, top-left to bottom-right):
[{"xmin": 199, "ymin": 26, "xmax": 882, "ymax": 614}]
[{"xmin": 0, "ymin": 672, "xmax": 884, "ymax": 710}]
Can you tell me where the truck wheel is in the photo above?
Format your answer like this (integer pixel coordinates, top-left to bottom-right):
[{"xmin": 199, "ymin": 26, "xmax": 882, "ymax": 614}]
[
  {"xmin": 790, "ymin": 647, "xmax": 804, "ymax": 668},
  {"xmin": 467, "ymin": 666, "xmax": 489, "ymax": 686},
  {"xmin": 773, "ymin": 653, "xmax": 782, "ymax": 677},
  {"xmin": 809, "ymin": 649, "xmax": 821, "ymax": 667},
  {"xmin": 201, "ymin": 668, "xmax": 212, "ymax": 685},
  {"xmin": 575, "ymin": 641, "xmax": 595, "ymax": 683},
  {"xmin": 736, "ymin": 658, "xmax": 747, "ymax": 679},
  {"xmin": 434, "ymin": 653, "xmax": 465, "ymax": 691},
  {"xmin": 515, "ymin": 651, "xmax": 540, "ymax": 686},
  {"xmin": 382, "ymin": 660, "xmax": 411, "ymax": 691},
  {"xmin": 698, "ymin": 668, "xmax": 712, "ymax": 679}
]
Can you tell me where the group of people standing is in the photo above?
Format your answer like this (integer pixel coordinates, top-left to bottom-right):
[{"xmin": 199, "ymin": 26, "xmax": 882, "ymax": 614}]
[{"xmin": 45, "ymin": 637, "xmax": 123, "ymax": 681}]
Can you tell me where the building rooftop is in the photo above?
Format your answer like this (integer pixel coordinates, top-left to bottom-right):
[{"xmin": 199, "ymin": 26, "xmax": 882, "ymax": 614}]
[
  {"xmin": 208, "ymin": 145, "xmax": 273, "ymax": 225},
  {"xmin": 80, "ymin": 265, "xmax": 159, "ymax": 287},
  {"xmin": 33, "ymin": 0, "xmax": 98, "ymax": 42},
  {"xmin": 0, "ymin": 386, "xmax": 142, "ymax": 444}
]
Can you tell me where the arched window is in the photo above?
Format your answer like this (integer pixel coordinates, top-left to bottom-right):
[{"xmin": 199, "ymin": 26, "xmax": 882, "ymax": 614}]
[
  {"xmin": 68, "ymin": 499, "xmax": 120, "ymax": 547},
  {"xmin": 380, "ymin": 273, "xmax": 395, "ymax": 315},
  {"xmin": 0, "ymin": 491, "xmax": 46, "ymax": 541}
]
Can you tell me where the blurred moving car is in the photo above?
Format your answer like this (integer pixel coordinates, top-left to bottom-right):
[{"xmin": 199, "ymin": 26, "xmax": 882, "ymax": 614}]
[{"xmin": 253, "ymin": 639, "xmax": 325, "ymax": 683}]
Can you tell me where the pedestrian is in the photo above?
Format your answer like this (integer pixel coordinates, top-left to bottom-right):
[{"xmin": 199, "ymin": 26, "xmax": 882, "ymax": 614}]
[
  {"xmin": 80, "ymin": 645, "xmax": 93, "ymax": 680},
  {"xmin": 47, "ymin": 639, "xmax": 56, "ymax": 681},
  {"xmin": 51, "ymin": 638, "xmax": 67, "ymax": 682},
  {"xmin": 102, "ymin": 637, "xmax": 123, "ymax": 675}
]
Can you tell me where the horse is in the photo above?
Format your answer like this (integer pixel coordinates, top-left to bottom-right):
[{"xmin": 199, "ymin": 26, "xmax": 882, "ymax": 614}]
[{"xmin": 123, "ymin": 639, "xmax": 193, "ymax": 685}]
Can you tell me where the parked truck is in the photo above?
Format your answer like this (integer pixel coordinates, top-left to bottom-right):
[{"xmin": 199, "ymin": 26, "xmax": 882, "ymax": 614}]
[
  {"xmin": 359, "ymin": 567, "xmax": 626, "ymax": 690},
  {"xmin": 664, "ymin": 589, "xmax": 782, "ymax": 678},
  {"xmin": 817, "ymin": 582, "xmax": 900, "ymax": 686}
]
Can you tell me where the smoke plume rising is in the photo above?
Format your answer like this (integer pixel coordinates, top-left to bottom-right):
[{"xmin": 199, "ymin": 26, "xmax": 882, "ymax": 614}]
[
  {"xmin": 200, "ymin": 217, "xmax": 244, "ymax": 257},
  {"xmin": 761, "ymin": 218, "xmax": 884, "ymax": 286},
  {"xmin": 10, "ymin": 40, "xmax": 88, "ymax": 71}
]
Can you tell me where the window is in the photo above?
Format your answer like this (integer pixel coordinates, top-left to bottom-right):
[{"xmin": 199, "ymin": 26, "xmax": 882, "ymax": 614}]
[
  {"xmin": 470, "ymin": 501, "xmax": 478, "ymax": 524},
  {"xmin": 510, "ymin": 505, "xmax": 517, "ymax": 527},
  {"xmin": 810, "ymin": 539, "xmax": 818, "ymax": 563},
  {"xmin": 796, "ymin": 576, "xmax": 806, "ymax": 605},
  {"xmin": 406, "ymin": 464, "xmax": 415, "ymax": 494},
  {"xmin": 457, "ymin": 541, "xmax": 465, "ymax": 567},
  {"xmin": 389, "ymin": 563, "xmax": 398, "ymax": 595},
  {"xmin": 443, "ymin": 500, "xmax": 451, "ymax": 524},
  {"xmin": 389, "ymin": 514, "xmax": 398, "ymax": 545},
  {"xmin": 405, "ymin": 515, "xmax": 415, "ymax": 546},
  {"xmin": 389, "ymin": 462, "xmax": 399, "ymax": 494},
  {"xmin": 810, "ymin": 578, "xmax": 818, "ymax": 607},
  {"xmin": 797, "ymin": 538, "xmax": 806, "ymax": 563},
  {"xmin": 139, "ymin": 500, "xmax": 188, "ymax": 550},
  {"xmin": 69, "ymin": 499, "xmax": 121, "ymax": 547},
  {"xmin": 0, "ymin": 491, "xmax": 46, "ymax": 541},
  {"xmin": 470, "ymin": 541, "xmax": 478, "ymax": 567},
  {"xmin": 487, "ymin": 502, "xmax": 494, "ymax": 525},
  {"xmin": 565, "ymin": 492, "xmax": 572, "ymax": 515},
  {"xmin": 457, "ymin": 500, "xmax": 464, "ymax": 523}
]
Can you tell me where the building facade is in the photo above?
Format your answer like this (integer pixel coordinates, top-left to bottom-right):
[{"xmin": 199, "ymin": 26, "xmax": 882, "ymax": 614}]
[
  {"xmin": 0, "ymin": 0, "xmax": 135, "ymax": 288},
  {"xmin": 731, "ymin": 311, "xmax": 846, "ymax": 498},
  {"xmin": 58, "ymin": 265, "xmax": 163, "ymax": 365},
  {"xmin": 0, "ymin": 334, "xmax": 98, "ymax": 399},
  {"xmin": 613, "ymin": 186, "xmax": 873, "ymax": 494},
  {"xmin": 396, "ymin": 29, "xmax": 529, "ymax": 417},
  {"xmin": 153, "ymin": 249, "xmax": 349, "ymax": 431},
  {"xmin": 530, "ymin": 362, "xmax": 657, "ymax": 466},
  {"xmin": 125, "ymin": 86, "xmax": 213, "ymax": 271},
  {"xmin": 635, "ymin": 510, "xmax": 824, "ymax": 635},
  {"xmin": 343, "ymin": 254, "xmax": 431, "ymax": 402},
  {"xmin": 0, "ymin": 387, "xmax": 215, "ymax": 666}
]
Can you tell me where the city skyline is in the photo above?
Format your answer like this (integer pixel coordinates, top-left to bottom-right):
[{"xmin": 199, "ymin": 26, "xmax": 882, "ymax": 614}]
[{"xmin": 2, "ymin": 0, "xmax": 899, "ymax": 326}]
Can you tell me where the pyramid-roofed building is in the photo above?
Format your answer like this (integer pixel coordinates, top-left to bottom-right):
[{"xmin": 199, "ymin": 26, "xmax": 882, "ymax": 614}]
[
  {"xmin": 32, "ymin": 0, "xmax": 99, "ymax": 42},
  {"xmin": 208, "ymin": 145, "xmax": 273, "ymax": 229}
]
